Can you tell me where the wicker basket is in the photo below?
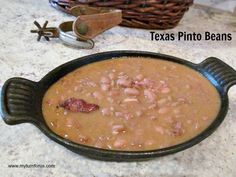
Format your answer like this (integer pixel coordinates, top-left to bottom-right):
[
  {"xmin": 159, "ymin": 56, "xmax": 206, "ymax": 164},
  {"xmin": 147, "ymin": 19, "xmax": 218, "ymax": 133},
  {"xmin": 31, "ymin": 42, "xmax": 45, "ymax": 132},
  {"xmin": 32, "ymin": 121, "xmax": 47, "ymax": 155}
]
[{"xmin": 49, "ymin": 0, "xmax": 193, "ymax": 29}]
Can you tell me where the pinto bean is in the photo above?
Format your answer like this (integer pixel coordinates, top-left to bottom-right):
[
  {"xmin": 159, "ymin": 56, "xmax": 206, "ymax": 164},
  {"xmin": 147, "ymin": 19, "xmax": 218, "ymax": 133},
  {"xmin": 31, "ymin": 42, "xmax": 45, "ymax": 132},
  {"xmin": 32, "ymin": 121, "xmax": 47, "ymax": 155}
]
[
  {"xmin": 65, "ymin": 117, "xmax": 74, "ymax": 128},
  {"xmin": 94, "ymin": 136, "xmax": 109, "ymax": 148},
  {"xmin": 185, "ymin": 84, "xmax": 191, "ymax": 89},
  {"xmin": 135, "ymin": 74, "xmax": 144, "ymax": 81},
  {"xmin": 87, "ymin": 81, "xmax": 97, "ymax": 87},
  {"xmin": 123, "ymin": 97, "xmax": 139, "ymax": 102},
  {"xmin": 112, "ymin": 124, "xmax": 126, "ymax": 135},
  {"xmin": 107, "ymin": 97, "xmax": 114, "ymax": 103},
  {"xmin": 202, "ymin": 116, "xmax": 209, "ymax": 121},
  {"xmin": 172, "ymin": 121, "xmax": 185, "ymax": 136},
  {"xmin": 171, "ymin": 102, "xmax": 179, "ymax": 107},
  {"xmin": 149, "ymin": 115, "xmax": 157, "ymax": 120},
  {"xmin": 187, "ymin": 119, "xmax": 192, "ymax": 124},
  {"xmin": 145, "ymin": 139, "xmax": 155, "ymax": 146},
  {"xmin": 161, "ymin": 87, "xmax": 171, "ymax": 94},
  {"xmin": 155, "ymin": 125, "xmax": 165, "ymax": 135},
  {"xmin": 108, "ymin": 89, "xmax": 120, "ymax": 97},
  {"xmin": 173, "ymin": 109, "xmax": 180, "ymax": 114},
  {"xmin": 113, "ymin": 138, "xmax": 126, "ymax": 148},
  {"xmin": 110, "ymin": 80, "xmax": 115, "ymax": 86},
  {"xmin": 101, "ymin": 108, "xmax": 112, "ymax": 116},
  {"xmin": 167, "ymin": 96, "xmax": 172, "ymax": 101},
  {"xmin": 78, "ymin": 134, "xmax": 89, "ymax": 143},
  {"xmin": 100, "ymin": 76, "xmax": 110, "ymax": 84},
  {"xmin": 194, "ymin": 122, "xmax": 199, "ymax": 129},
  {"xmin": 118, "ymin": 72, "xmax": 125, "ymax": 76},
  {"xmin": 46, "ymin": 99, "xmax": 53, "ymax": 106},
  {"xmin": 165, "ymin": 116, "xmax": 174, "ymax": 123},
  {"xmin": 117, "ymin": 77, "xmax": 132, "ymax": 87},
  {"xmin": 157, "ymin": 98, "xmax": 167, "ymax": 107},
  {"xmin": 73, "ymin": 86, "xmax": 79, "ymax": 92},
  {"xmin": 50, "ymin": 121, "xmax": 57, "ymax": 128},
  {"xmin": 158, "ymin": 107, "xmax": 168, "ymax": 114},
  {"xmin": 86, "ymin": 92, "xmax": 92, "ymax": 97},
  {"xmin": 137, "ymin": 144, "xmax": 143, "ymax": 148},
  {"xmin": 115, "ymin": 112, "xmax": 123, "ymax": 118},
  {"xmin": 134, "ymin": 129, "xmax": 144, "ymax": 137},
  {"xmin": 178, "ymin": 97, "xmax": 188, "ymax": 104},
  {"xmin": 163, "ymin": 66, "xmax": 167, "ymax": 70},
  {"xmin": 148, "ymin": 104, "xmax": 157, "ymax": 109},
  {"xmin": 94, "ymin": 140, "xmax": 104, "ymax": 148},
  {"xmin": 135, "ymin": 111, "xmax": 143, "ymax": 117},
  {"xmin": 120, "ymin": 103, "xmax": 128, "ymax": 109},
  {"xmin": 174, "ymin": 121, "xmax": 182, "ymax": 128},
  {"xmin": 130, "ymin": 142, "xmax": 143, "ymax": 149},
  {"xmin": 101, "ymin": 84, "xmax": 110, "ymax": 91},
  {"xmin": 124, "ymin": 88, "xmax": 140, "ymax": 96},
  {"xmin": 108, "ymin": 73, "xmax": 115, "ymax": 80},
  {"xmin": 92, "ymin": 91, "xmax": 103, "ymax": 100},
  {"xmin": 144, "ymin": 89, "xmax": 156, "ymax": 103},
  {"xmin": 135, "ymin": 78, "xmax": 154, "ymax": 88},
  {"xmin": 124, "ymin": 112, "xmax": 134, "ymax": 120}
]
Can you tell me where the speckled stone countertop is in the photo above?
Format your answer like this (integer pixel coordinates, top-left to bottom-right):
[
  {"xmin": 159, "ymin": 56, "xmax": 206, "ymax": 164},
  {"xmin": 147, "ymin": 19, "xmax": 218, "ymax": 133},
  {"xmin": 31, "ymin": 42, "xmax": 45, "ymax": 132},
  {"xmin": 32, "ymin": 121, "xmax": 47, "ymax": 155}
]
[{"xmin": 0, "ymin": 1, "xmax": 236, "ymax": 177}]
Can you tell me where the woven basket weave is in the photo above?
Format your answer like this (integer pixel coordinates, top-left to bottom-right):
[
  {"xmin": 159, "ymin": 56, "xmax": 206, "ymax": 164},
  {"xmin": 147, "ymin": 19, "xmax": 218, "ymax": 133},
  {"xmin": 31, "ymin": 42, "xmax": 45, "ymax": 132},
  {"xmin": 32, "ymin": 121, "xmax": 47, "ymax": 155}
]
[{"xmin": 49, "ymin": 0, "xmax": 193, "ymax": 29}]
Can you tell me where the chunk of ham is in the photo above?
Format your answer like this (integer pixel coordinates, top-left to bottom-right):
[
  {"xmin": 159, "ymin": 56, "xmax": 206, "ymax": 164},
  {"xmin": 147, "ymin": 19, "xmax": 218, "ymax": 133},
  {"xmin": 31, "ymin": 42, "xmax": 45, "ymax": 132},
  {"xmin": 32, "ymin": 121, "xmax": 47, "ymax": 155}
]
[{"xmin": 60, "ymin": 98, "xmax": 99, "ymax": 113}]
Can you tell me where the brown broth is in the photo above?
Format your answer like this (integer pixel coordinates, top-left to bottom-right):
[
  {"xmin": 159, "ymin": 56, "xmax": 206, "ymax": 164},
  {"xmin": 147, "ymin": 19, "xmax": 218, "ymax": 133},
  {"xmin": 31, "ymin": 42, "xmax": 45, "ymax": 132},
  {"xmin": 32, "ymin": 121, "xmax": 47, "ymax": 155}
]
[{"xmin": 42, "ymin": 57, "xmax": 221, "ymax": 151}]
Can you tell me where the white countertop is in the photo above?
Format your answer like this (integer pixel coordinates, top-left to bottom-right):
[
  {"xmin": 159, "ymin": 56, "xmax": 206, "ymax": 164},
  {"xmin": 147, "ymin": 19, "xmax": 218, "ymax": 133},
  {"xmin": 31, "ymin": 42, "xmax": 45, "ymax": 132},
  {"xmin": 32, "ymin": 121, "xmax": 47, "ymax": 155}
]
[{"xmin": 0, "ymin": 0, "xmax": 236, "ymax": 177}]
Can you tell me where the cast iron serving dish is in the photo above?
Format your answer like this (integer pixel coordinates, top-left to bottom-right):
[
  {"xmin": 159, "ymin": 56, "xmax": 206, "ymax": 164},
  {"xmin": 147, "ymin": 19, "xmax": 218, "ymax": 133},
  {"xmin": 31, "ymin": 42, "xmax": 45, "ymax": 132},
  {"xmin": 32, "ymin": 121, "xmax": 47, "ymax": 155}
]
[{"xmin": 1, "ymin": 51, "xmax": 236, "ymax": 161}]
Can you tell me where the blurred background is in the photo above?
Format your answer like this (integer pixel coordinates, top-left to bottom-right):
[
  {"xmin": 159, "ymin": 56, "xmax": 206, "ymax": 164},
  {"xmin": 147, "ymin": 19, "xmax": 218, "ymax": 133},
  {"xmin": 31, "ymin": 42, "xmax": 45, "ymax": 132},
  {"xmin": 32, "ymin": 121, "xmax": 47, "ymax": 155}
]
[{"xmin": 196, "ymin": 0, "xmax": 236, "ymax": 14}]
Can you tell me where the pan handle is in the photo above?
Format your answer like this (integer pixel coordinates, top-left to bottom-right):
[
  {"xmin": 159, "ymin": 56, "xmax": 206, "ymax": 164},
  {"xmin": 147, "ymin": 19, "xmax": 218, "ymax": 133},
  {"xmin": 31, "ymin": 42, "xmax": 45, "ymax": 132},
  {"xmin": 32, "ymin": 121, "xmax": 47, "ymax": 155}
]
[
  {"xmin": 1, "ymin": 77, "xmax": 41, "ymax": 125},
  {"xmin": 199, "ymin": 57, "xmax": 236, "ymax": 92}
]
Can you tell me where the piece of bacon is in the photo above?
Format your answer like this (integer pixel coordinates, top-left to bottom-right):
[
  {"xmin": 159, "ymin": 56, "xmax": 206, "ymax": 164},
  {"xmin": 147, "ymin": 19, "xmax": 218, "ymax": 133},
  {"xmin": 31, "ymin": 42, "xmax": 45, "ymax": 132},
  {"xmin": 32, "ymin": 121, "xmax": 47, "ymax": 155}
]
[{"xmin": 60, "ymin": 98, "xmax": 99, "ymax": 113}]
